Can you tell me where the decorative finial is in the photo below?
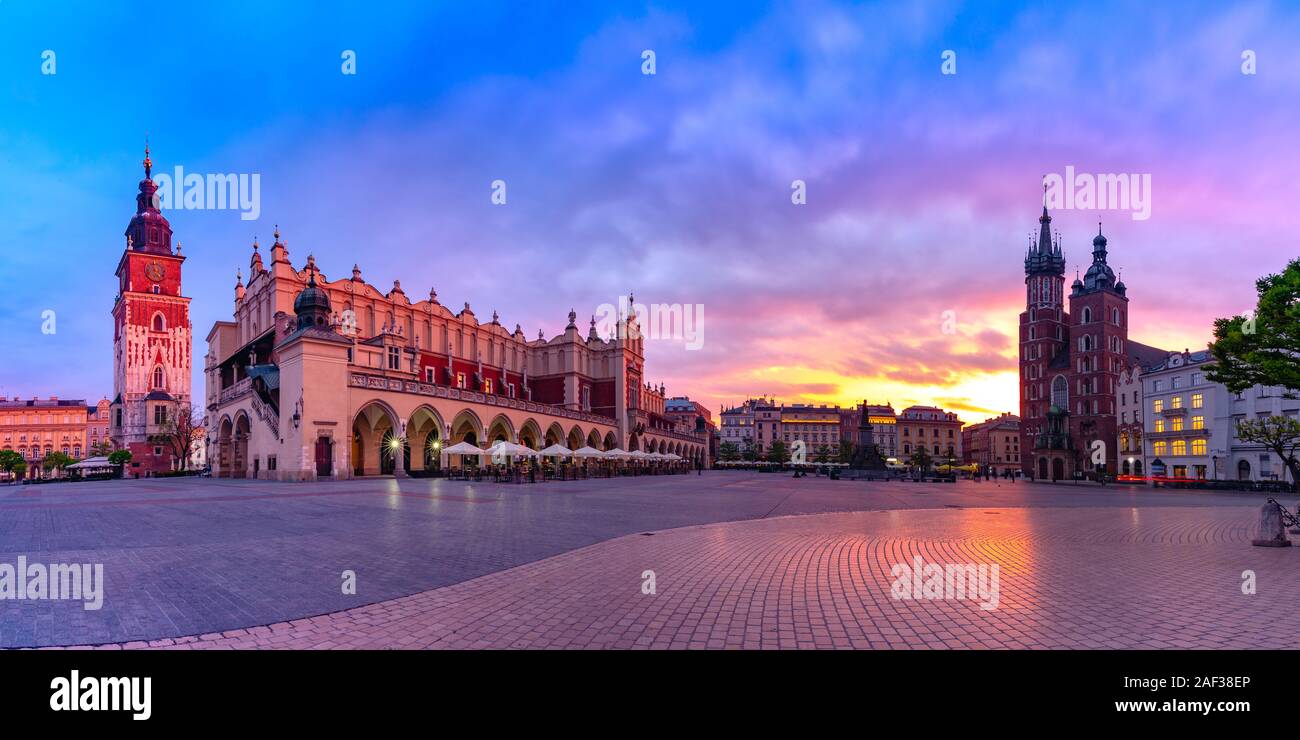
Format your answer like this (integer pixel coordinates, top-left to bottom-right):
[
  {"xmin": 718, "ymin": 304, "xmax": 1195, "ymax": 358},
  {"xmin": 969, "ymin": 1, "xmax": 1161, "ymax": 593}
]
[
  {"xmin": 274, "ymin": 224, "xmax": 280, "ymax": 242},
  {"xmin": 143, "ymin": 136, "xmax": 152, "ymax": 179},
  {"xmin": 175, "ymin": 241, "xmax": 182, "ymax": 255},
  {"xmin": 126, "ymin": 234, "xmax": 133, "ymax": 248},
  {"xmin": 236, "ymin": 268, "xmax": 243, "ymax": 284},
  {"xmin": 429, "ymin": 287, "xmax": 438, "ymax": 303}
]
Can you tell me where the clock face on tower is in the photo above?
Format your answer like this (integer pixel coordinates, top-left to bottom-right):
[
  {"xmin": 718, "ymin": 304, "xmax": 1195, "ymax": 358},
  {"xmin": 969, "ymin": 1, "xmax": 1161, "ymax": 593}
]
[{"xmin": 145, "ymin": 262, "xmax": 165, "ymax": 283}]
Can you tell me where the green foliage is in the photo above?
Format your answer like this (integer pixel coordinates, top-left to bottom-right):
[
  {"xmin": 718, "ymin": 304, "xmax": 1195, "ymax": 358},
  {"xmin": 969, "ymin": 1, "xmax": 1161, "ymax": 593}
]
[
  {"xmin": 837, "ymin": 439, "xmax": 855, "ymax": 464},
  {"xmin": 814, "ymin": 444, "xmax": 832, "ymax": 463},
  {"xmin": 910, "ymin": 446, "xmax": 933, "ymax": 471},
  {"xmin": 0, "ymin": 449, "xmax": 24, "ymax": 478},
  {"xmin": 1206, "ymin": 258, "xmax": 1300, "ymax": 393},
  {"xmin": 42, "ymin": 451, "xmax": 75, "ymax": 472},
  {"xmin": 741, "ymin": 439, "xmax": 759, "ymax": 462},
  {"xmin": 719, "ymin": 441, "xmax": 740, "ymax": 462},
  {"xmin": 1236, "ymin": 415, "xmax": 1300, "ymax": 491},
  {"xmin": 108, "ymin": 449, "xmax": 133, "ymax": 466},
  {"xmin": 766, "ymin": 440, "xmax": 790, "ymax": 464}
]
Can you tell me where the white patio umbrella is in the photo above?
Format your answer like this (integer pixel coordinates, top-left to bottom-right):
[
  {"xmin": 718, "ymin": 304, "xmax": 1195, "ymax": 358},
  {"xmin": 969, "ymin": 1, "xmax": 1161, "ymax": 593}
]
[
  {"xmin": 537, "ymin": 443, "xmax": 574, "ymax": 458},
  {"xmin": 602, "ymin": 448, "xmax": 631, "ymax": 460},
  {"xmin": 486, "ymin": 440, "xmax": 538, "ymax": 459},
  {"xmin": 628, "ymin": 450, "xmax": 651, "ymax": 461},
  {"xmin": 442, "ymin": 441, "xmax": 489, "ymax": 456},
  {"xmin": 571, "ymin": 446, "xmax": 606, "ymax": 459},
  {"xmin": 663, "ymin": 452, "xmax": 682, "ymax": 461}
]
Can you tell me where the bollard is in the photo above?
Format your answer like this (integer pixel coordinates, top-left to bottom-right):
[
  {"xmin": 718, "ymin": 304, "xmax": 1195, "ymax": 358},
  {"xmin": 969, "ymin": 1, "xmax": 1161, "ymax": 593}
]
[{"xmin": 1251, "ymin": 503, "xmax": 1292, "ymax": 547}]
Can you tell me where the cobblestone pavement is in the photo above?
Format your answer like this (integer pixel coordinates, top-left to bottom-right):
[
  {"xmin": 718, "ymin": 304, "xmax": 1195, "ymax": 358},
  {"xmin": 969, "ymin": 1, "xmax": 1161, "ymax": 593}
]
[{"xmin": 3, "ymin": 473, "xmax": 1295, "ymax": 648}]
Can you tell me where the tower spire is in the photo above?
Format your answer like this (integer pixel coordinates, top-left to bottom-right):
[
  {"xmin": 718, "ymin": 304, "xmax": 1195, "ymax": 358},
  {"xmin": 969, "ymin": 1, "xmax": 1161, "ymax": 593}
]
[{"xmin": 143, "ymin": 136, "xmax": 152, "ymax": 179}]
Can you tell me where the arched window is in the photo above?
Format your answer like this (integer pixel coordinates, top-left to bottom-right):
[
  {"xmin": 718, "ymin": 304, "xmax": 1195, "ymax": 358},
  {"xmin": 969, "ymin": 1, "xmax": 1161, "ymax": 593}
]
[
  {"xmin": 1051, "ymin": 375, "xmax": 1068, "ymax": 408},
  {"xmin": 152, "ymin": 367, "xmax": 165, "ymax": 390},
  {"xmin": 1082, "ymin": 307, "xmax": 1092, "ymax": 323},
  {"xmin": 152, "ymin": 313, "xmax": 166, "ymax": 331}
]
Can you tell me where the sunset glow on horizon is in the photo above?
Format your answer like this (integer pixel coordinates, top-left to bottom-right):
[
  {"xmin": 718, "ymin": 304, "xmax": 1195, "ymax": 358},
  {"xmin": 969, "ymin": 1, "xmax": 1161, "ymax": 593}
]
[{"xmin": 2, "ymin": 1, "xmax": 1295, "ymax": 424}]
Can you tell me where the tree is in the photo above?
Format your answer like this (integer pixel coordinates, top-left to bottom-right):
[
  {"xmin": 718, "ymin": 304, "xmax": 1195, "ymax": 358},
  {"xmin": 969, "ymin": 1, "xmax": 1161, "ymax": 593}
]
[
  {"xmin": 910, "ymin": 446, "xmax": 933, "ymax": 472},
  {"xmin": 42, "ymin": 451, "xmax": 74, "ymax": 475},
  {"xmin": 741, "ymin": 439, "xmax": 759, "ymax": 462},
  {"xmin": 766, "ymin": 440, "xmax": 790, "ymax": 464},
  {"xmin": 718, "ymin": 441, "xmax": 740, "ymax": 462},
  {"xmin": 108, "ymin": 449, "xmax": 133, "ymax": 467},
  {"xmin": 1206, "ymin": 258, "xmax": 1300, "ymax": 393},
  {"xmin": 814, "ymin": 444, "xmax": 832, "ymax": 464},
  {"xmin": 150, "ymin": 403, "xmax": 204, "ymax": 471},
  {"xmin": 837, "ymin": 439, "xmax": 855, "ymax": 464},
  {"xmin": 1236, "ymin": 416, "xmax": 1300, "ymax": 492},
  {"xmin": 0, "ymin": 450, "xmax": 24, "ymax": 481}
]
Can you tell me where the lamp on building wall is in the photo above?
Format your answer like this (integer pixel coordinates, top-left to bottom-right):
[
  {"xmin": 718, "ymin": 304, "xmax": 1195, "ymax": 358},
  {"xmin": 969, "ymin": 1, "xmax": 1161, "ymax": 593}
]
[{"xmin": 292, "ymin": 396, "xmax": 303, "ymax": 430}]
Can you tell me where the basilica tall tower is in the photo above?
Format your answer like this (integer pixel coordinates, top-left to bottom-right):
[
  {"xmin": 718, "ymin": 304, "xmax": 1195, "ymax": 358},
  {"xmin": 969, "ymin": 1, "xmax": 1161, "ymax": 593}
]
[
  {"xmin": 109, "ymin": 145, "xmax": 193, "ymax": 474},
  {"xmin": 1018, "ymin": 203, "xmax": 1068, "ymax": 476}
]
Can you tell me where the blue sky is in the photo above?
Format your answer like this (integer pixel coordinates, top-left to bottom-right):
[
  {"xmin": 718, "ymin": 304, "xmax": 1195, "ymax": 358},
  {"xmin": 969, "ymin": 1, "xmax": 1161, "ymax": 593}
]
[{"xmin": 2, "ymin": 1, "xmax": 1298, "ymax": 419}]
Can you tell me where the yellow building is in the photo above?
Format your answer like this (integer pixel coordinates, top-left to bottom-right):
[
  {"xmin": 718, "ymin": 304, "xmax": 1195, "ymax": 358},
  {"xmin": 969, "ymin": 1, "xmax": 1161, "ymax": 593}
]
[{"xmin": 0, "ymin": 397, "xmax": 91, "ymax": 479}]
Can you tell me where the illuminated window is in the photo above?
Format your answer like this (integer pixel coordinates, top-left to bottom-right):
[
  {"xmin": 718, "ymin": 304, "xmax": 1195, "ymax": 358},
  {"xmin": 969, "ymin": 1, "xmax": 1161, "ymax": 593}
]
[
  {"xmin": 1191, "ymin": 393, "xmax": 1203, "ymax": 409},
  {"xmin": 1170, "ymin": 417, "xmax": 1183, "ymax": 432},
  {"xmin": 456, "ymin": 373, "xmax": 466, "ymax": 389},
  {"xmin": 1152, "ymin": 440, "xmax": 1167, "ymax": 456},
  {"xmin": 1191, "ymin": 439, "xmax": 1207, "ymax": 456},
  {"xmin": 1191, "ymin": 416, "xmax": 1204, "ymax": 430},
  {"xmin": 1172, "ymin": 440, "xmax": 1187, "ymax": 456},
  {"xmin": 1154, "ymin": 419, "xmax": 1165, "ymax": 433},
  {"xmin": 483, "ymin": 378, "xmax": 493, "ymax": 395},
  {"xmin": 1152, "ymin": 399, "xmax": 1163, "ymax": 413},
  {"xmin": 1171, "ymin": 396, "xmax": 1182, "ymax": 409}
]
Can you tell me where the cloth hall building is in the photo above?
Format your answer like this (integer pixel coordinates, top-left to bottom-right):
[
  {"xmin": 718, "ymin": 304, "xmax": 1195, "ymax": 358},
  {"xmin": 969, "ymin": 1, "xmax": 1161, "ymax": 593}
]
[{"xmin": 204, "ymin": 235, "xmax": 708, "ymax": 480}]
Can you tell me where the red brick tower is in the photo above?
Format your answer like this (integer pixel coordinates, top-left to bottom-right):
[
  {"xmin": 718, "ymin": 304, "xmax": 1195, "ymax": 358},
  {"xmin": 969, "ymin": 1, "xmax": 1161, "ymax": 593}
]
[
  {"xmin": 1063, "ymin": 223, "xmax": 1129, "ymax": 476},
  {"xmin": 109, "ymin": 145, "xmax": 193, "ymax": 475},
  {"xmin": 1018, "ymin": 204, "xmax": 1068, "ymax": 476}
]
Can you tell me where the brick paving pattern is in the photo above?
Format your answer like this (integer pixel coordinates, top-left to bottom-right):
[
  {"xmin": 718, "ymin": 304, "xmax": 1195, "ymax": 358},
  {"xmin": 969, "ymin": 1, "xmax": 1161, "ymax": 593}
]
[{"xmin": 3, "ymin": 473, "xmax": 1296, "ymax": 649}]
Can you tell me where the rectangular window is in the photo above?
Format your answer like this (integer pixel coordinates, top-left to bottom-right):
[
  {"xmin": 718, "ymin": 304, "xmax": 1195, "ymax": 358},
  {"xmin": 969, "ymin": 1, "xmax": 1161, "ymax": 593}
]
[
  {"xmin": 153, "ymin": 406, "xmax": 166, "ymax": 425},
  {"xmin": 387, "ymin": 346, "xmax": 401, "ymax": 370},
  {"xmin": 1154, "ymin": 419, "xmax": 1165, "ymax": 433},
  {"xmin": 1153, "ymin": 440, "xmax": 1167, "ymax": 456},
  {"xmin": 1153, "ymin": 399, "xmax": 1164, "ymax": 413},
  {"xmin": 1170, "ymin": 417, "xmax": 1183, "ymax": 432},
  {"xmin": 483, "ymin": 378, "xmax": 493, "ymax": 395},
  {"xmin": 1172, "ymin": 439, "xmax": 1187, "ymax": 456},
  {"xmin": 1171, "ymin": 396, "xmax": 1182, "ymax": 409},
  {"xmin": 1191, "ymin": 393, "xmax": 1203, "ymax": 409},
  {"xmin": 1191, "ymin": 439, "xmax": 1207, "ymax": 456},
  {"xmin": 1191, "ymin": 415, "xmax": 1204, "ymax": 430},
  {"xmin": 456, "ymin": 372, "xmax": 466, "ymax": 389},
  {"xmin": 424, "ymin": 368, "xmax": 434, "ymax": 383}
]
